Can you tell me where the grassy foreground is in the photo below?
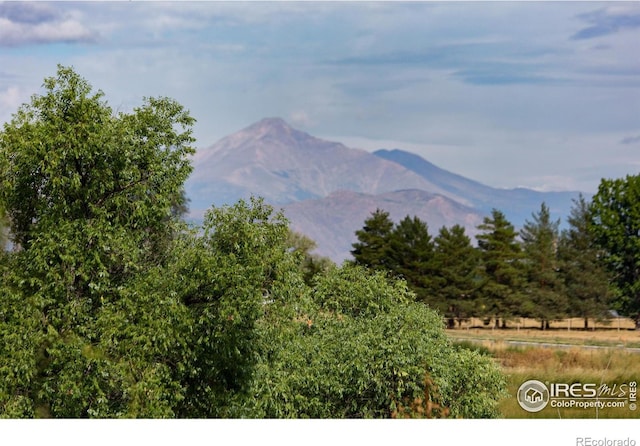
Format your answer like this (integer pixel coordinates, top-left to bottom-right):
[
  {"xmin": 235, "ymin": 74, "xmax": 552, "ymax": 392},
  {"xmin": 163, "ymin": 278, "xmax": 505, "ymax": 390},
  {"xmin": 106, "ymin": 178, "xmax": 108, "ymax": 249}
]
[{"xmin": 448, "ymin": 324, "xmax": 640, "ymax": 419}]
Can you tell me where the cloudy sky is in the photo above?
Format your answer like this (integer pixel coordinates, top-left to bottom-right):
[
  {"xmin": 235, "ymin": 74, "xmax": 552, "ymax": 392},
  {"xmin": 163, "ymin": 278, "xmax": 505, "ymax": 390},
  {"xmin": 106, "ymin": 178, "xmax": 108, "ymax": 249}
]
[{"xmin": 1, "ymin": 1, "xmax": 639, "ymax": 193}]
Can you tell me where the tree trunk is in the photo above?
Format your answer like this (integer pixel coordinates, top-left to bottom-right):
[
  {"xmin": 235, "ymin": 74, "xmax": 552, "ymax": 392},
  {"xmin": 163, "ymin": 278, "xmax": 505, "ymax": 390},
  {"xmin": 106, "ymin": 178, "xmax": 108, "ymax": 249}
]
[{"xmin": 584, "ymin": 318, "xmax": 589, "ymax": 330}]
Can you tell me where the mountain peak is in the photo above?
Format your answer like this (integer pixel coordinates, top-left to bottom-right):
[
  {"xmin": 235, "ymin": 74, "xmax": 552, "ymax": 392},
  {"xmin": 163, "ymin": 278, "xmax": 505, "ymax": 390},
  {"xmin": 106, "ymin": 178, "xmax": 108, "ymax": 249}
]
[
  {"xmin": 246, "ymin": 117, "xmax": 298, "ymax": 138},
  {"xmin": 253, "ymin": 116, "xmax": 289, "ymax": 129},
  {"xmin": 231, "ymin": 117, "xmax": 325, "ymax": 149},
  {"xmin": 260, "ymin": 116, "xmax": 288, "ymax": 125}
]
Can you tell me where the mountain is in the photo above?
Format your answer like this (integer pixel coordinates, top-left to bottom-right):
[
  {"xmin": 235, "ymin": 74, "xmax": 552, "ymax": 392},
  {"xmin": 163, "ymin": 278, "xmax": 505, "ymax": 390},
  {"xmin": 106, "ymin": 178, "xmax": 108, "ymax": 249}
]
[
  {"xmin": 282, "ymin": 189, "xmax": 485, "ymax": 263},
  {"xmin": 373, "ymin": 149, "xmax": 583, "ymax": 227},
  {"xmin": 185, "ymin": 118, "xmax": 584, "ymax": 263},
  {"xmin": 186, "ymin": 118, "xmax": 471, "ymax": 216}
]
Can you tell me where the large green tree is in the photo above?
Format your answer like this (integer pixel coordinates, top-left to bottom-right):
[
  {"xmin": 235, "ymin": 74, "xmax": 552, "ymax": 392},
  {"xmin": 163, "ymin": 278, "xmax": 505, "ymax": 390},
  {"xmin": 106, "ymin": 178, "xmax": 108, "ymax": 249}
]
[
  {"xmin": 590, "ymin": 175, "xmax": 640, "ymax": 329},
  {"xmin": 167, "ymin": 197, "xmax": 299, "ymax": 417},
  {"xmin": 558, "ymin": 195, "xmax": 613, "ymax": 329},
  {"xmin": 0, "ymin": 66, "xmax": 196, "ymax": 417},
  {"xmin": 520, "ymin": 203, "xmax": 567, "ymax": 329},
  {"xmin": 476, "ymin": 209, "xmax": 525, "ymax": 327}
]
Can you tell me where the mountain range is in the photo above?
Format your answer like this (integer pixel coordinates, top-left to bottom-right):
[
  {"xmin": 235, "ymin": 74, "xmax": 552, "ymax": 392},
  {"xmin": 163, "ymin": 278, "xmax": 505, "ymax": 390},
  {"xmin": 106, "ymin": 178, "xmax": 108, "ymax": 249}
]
[{"xmin": 186, "ymin": 118, "xmax": 583, "ymax": 262}]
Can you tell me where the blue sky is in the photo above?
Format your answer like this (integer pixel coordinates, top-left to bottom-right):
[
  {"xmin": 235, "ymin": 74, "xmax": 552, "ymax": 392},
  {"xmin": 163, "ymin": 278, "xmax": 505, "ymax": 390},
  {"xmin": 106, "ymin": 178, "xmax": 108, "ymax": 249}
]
[{"xmin": 1, "ymin": 1, "xmax": 639, "ymax": 193}]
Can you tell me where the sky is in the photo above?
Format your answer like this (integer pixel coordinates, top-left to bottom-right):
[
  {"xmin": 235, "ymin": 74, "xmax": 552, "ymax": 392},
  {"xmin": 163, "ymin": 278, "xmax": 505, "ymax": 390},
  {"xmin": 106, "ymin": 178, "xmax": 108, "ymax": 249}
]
[{"xmin": 0, "ymin": 1, "xmax": 639, "ymax": 194}]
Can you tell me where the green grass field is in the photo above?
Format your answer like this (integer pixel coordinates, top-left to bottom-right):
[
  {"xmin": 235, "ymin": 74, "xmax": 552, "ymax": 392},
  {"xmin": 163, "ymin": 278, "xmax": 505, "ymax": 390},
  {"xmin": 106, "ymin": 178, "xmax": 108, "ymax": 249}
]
[{"xmin": 448, "ymin": 323, "xmax": 640, "ymax": 419}]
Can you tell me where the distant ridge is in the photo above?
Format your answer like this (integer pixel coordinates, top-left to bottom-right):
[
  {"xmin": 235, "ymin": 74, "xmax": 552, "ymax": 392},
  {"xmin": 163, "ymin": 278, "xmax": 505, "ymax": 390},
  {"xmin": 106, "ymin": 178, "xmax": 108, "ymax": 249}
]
[
  {"xmin": 373, "ymin": 148, "xmax": 583, "ymax": 226},
  {"xmin": 282, "ymin": 189, "xmax": 484, "ymax": 263}
]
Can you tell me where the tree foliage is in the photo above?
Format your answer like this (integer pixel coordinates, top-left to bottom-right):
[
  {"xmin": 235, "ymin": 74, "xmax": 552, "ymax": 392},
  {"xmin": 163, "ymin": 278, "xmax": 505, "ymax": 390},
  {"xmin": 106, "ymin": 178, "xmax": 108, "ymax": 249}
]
[
  {"xmin": 167, "ymin": 197, "xmax": 298, "ymax": 417},
  {"xmin": 589, "ymin": 175, "xmax": 640, "ymax": 327},
  {"xmin": 0, "ymin": 66, "xmax": 193, "ymax": 252},
  {"xmin": 244, "ymin": 265, "xmax": 507, "ymax": 418}
]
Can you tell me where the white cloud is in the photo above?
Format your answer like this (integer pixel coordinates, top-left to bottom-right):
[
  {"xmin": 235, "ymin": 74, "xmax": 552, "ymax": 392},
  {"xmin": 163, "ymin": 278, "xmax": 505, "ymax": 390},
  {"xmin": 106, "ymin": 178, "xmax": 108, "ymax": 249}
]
[
  {"xmin": 0, "ymin": 15, "xmax": 95, "ymax": 46},
  {"xmin": 289, "ymin": 110, "xmax": 313, "ymax": 128},
  {"xmin": 0, "ymin": 85, "xmax": 28, "ymax": 124},
  {"xmin": 0, "ymin": 85, "xmax": 21, "ymax": 109}
]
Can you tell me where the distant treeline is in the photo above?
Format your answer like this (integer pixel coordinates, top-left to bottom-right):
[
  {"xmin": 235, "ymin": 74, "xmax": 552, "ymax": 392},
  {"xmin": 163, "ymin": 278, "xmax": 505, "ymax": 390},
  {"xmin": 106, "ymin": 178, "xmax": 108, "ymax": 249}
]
[{"xmin": 350, "ymin": 175, "xmax": 640, "ymax": 330}]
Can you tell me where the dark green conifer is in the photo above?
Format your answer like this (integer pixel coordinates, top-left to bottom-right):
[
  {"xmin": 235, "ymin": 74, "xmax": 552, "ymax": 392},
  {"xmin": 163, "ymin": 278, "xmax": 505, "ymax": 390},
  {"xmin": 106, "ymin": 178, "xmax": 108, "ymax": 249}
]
[
  {"xmin": 387, "ymin": 215, "xmax": 435, "ymax": 303},
  {"xmin": 432, "ymin": 224, "xmax": 481, "ymax": 327},
  {"xmin": 520, "ymin": 203, "xmax": 567, "ymax": 329},
  {"xmin": 476, "ymin": 209, "xmax": 525, "ymax": 328},
  {"xmin": 351, "ymin": 208, "xmax": 394, "ymax": 271}
]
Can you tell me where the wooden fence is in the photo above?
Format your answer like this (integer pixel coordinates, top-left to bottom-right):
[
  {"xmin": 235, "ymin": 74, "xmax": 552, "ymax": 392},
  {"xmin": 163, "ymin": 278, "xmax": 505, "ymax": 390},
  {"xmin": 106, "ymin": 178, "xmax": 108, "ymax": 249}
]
[{"xmin": 444, "ymin": 316, "xmax": 637, "ymax": 331}]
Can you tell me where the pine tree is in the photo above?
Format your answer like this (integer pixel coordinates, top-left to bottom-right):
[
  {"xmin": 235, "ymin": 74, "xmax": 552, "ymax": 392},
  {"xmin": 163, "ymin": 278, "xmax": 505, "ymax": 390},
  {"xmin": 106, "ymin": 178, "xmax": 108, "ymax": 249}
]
[
  {"xmin": 476, "ymin": 209, "xmax": 524, "ymax": 327},
  {"xmin": 432, "ymin": 225, "xmax": 481, "ymax": 327},
  {"xmin": 558, "ymin": 195, "xmax": 613, "ymax": 329},
  {"xmin": 351, "ymin": 209, "xmax": 394, "ymax": 270},
  {"xmin": 386, "ymin": 215, "xmax": 435, "ymax": 303},
  {"xmin": 520, "ymin": 202, "xmax": 567, "ymax": 329}
]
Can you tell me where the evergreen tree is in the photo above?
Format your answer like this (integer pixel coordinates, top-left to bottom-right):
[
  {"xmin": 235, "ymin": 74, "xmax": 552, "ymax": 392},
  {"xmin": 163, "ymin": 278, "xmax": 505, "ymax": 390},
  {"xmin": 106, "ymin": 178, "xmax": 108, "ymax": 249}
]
[
  {"xmin": 476, "ymin": 209, "xmax": 524, "ymax": 327},
  {"xmin": 351, "ymin": 208, "xmax": 394, "ymax": 270},
  {"xmin": 432, "ymin": 225, "xmax": 481, "ymax": 327},
  {"xmin": 386, "ymin": 215, "xmax": 435, "ymax": 303},
  {"xmin": 520, "ymin": 203, "xmax": 567, "ymax": 329},
  {"xmin": 557, "ymin": 195, "xmax": 613, "ymax": 329}
]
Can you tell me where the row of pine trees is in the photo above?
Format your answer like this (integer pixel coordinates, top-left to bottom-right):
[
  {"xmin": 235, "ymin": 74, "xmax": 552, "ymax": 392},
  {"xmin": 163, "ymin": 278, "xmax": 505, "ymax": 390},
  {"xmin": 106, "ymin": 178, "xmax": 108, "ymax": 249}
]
[{"xmin": 350, "ymin": 196, "xmax": 612, "ymax": 329}]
